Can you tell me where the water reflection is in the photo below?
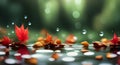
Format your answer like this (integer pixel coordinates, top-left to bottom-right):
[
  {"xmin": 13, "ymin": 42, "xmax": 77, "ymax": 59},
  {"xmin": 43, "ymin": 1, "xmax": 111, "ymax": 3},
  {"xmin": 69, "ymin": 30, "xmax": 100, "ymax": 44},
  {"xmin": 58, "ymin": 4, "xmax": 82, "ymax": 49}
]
[
  {"xmin": 62, "ymin": 57, "xmax": 75, "ymax": 62},
  {"xmin": 81, "ymin": 61, "xmax": 93, "ymax": 65},
  {"xmin": 82, "ymin": 29, "xmax": 87, "ymax": 34},
  {"xmin": 66, "ymin": 52, "xmax": 78, "ymax": 56},
  {"xmin": 0, "ymin": 51, "xmax": 5, "ymax": 55},
  {"xmin": 36, "ymin": 50, "xmax": 53, "ymax": 53},
  {"xmin": 99, "ymin": 63, "xmax": 112, "ymax": 65},
  {"xmin": 5, "ymin": 58, "xmax": 17, "ymax": 64},
  {"xmin": 84, "ymin": 51, "xmax": 95, "ymax": 56},
  {"xmin": 49, "ymin": 58, "xmax": 55, "ymax": 61},
  {"xmin": 56, "ymin": 27, "xmax": 60, "ymax": 32}
]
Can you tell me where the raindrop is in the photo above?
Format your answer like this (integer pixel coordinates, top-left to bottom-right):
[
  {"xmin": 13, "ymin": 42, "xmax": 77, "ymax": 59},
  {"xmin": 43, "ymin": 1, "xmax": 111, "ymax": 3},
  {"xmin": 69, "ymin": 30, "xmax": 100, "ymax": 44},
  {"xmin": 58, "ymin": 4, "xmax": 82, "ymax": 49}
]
[
  {"xmin": 28, "ymin": 22, "xmax": 32, "ymax": 26},
  {"xmin": 82, "ymin": 29, "xmax": 87, "ymax": 34},
  {"xmin": 6, "ymin": 25, "xmax": 9, "ymax": 28},
  {"xmin": 11, "ymin": 31, "xmax": 14, "ymax": 33},
  {"xmin": 24, "ymin": 15, "xmax": 28, "ymax": 19},
  {"xmin": 99, "ymin": 31, "xmax": 104, "ymax": 37},
  {"xmin": 56, "ymin": 27, "xmax": 60, "ymax": 32},
  {"xmin": 11, "ymin": 22, "xmax": 14, "ymax": 25}
]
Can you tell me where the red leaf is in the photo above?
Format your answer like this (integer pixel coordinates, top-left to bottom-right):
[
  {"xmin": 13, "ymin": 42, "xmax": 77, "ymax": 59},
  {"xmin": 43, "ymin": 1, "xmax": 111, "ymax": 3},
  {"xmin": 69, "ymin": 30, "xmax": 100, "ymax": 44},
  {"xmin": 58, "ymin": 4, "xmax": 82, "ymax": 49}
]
[
  {"xmin": 15, "ymin": 45, "xmax": 29, "ymax": 60},
  {"xmin": 111, "ymin": 33, "xmax": 118, "ymax": 44},
  {"xmin": 17, "ymin": 45, "xmax": 29, "ymax": 55},
  {"xmin": 1, "ymin": 36, "xmax": 11, "ymax": 47},
  {"xmin": 15, "ymin": 24, "xmax": 28, "ymax": 43}
]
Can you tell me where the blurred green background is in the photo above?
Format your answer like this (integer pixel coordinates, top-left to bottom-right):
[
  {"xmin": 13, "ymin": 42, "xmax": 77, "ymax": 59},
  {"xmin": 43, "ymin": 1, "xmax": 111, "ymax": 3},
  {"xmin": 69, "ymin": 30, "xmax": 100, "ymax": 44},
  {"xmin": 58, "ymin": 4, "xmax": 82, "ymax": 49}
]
[{"xmin": 0, "ymin": 0, "xmax": 120, "ymax": 43}]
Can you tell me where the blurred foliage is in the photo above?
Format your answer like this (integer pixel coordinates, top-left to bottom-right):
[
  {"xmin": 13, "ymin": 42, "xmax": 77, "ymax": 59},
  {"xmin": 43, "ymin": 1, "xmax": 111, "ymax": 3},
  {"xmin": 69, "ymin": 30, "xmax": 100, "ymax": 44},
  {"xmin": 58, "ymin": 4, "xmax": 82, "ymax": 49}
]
[{"xmin": 0, "ymin": 0, "xmax": 120, "ymax": 43}]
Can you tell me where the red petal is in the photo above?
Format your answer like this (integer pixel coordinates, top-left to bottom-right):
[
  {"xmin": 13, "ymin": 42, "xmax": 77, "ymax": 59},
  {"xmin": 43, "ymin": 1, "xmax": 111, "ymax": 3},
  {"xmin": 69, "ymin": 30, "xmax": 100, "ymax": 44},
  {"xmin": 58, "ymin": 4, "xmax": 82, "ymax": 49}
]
[{"xmin": 111, "ymin": 33, "xmax": 118, "ymax": 44}]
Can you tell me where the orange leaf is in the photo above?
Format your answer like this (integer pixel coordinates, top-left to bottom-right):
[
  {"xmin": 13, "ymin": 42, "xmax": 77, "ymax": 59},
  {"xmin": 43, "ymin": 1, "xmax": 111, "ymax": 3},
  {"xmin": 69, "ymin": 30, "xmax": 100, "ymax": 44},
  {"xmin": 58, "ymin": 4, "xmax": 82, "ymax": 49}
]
[
  {"xmin": 15, "ymin": 24, "xmax": 28, "ymax": 43},
  {"xmin": 45, "ymin": 33, "xmax": 53, "ymax": 43},
  {"xmin": 66, "ymin": 34, "xmax": 76, "ymax": 44}
]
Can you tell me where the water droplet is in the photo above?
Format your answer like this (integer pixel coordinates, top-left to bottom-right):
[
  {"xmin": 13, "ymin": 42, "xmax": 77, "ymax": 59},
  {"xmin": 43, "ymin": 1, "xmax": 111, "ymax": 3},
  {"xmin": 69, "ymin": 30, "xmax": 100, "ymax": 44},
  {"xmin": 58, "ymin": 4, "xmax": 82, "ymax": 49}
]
[
  {"xmin": 82, "ymin": 29, "xmax": 87, "ymax": 34},
  {"xmin": 11, "ymin": 22, "xmax": 14, "ymax": 25},
  {"xmin": 99, "ymin": 31, "xmax": 104, "ymax": 37},
  {"xmin": 24, "ymin": 15, "xmax": 28, "ymax": 19},
  {"xmin": 28, "ymin": 22, "xmax": 32, "ymax": 26},
  {"xmin": 56, "ymin": 27, "xmax": 60, "ymax": 32},
  {"xmin": 6, "ymin": 25, "xmax": 9, "ymax": 28},
  {"xmin": 8, "ymin": 33, "xmax": 11, "ymax": 35},
  {"xmin": 11, "ymin": 31, "xmax": 14, "ymax": 33}
]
